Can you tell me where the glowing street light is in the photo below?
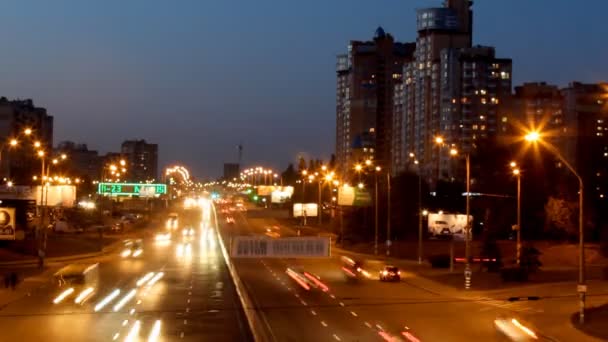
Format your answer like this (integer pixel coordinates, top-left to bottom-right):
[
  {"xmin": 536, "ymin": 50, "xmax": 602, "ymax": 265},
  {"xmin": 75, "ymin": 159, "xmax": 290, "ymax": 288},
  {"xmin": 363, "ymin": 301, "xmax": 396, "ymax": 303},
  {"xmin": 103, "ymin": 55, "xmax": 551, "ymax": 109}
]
[
  {"xmin": 524, "ymin": 131, "xmax": 540, "ymax": 142},
  {"xmin": 9, "ymin": 139, "xmax": 17, "ymax": 147},
  {"xmin": 24, "ymin": 128, "xmax": 32, "ymax": 136},
  {"xmin": 435, "ymin": 136, "xmax": 444, "ymax": 145}
]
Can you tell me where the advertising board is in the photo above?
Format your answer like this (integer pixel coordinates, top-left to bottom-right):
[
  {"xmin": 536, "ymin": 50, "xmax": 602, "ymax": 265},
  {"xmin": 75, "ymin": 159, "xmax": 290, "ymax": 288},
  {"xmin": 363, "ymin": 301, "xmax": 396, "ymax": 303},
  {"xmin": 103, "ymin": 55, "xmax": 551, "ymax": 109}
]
[
  {"xmin": 231, "ymin": 236, "xmax": 330, "ymax": 258},
  {"xmin": 427, "ymin": 213, "xmax": 473, "ymax": 240},
  {"xmin": 337, "ymin": 185, "xmax": 372, "ymax": 206},
  {"xmin": 293, "ymin": 203, "xmax": 318, "ymax": 217},
  {"xmin": 0, "ymin": 207, "xmax": 16, "ymax": 240}
]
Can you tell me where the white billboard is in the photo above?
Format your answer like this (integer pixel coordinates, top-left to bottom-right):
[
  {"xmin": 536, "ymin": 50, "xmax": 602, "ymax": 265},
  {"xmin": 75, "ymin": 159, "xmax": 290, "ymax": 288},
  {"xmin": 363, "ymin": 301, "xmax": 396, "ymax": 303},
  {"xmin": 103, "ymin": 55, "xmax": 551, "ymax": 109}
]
[
  {"xmin": 337, "ymin": 185, "xmax": 372, "ymax": 206},
  {"xmin": 36, "ymin": 185, "xmax": 76, "ymax": 207},
  {"xmin": 231, "ymin": 236, "xmax": 330, "ymax": 258},
  {"xmin": 428, "ymin": 213, "xmax": 473, "ymax": 240},
  {"xmin": 293, "ymin": 203, "xmax": 318, "ymax": 217},
  {"xmin": 0, "ymin": 208, "xmax": 16, "ymax": 240}
]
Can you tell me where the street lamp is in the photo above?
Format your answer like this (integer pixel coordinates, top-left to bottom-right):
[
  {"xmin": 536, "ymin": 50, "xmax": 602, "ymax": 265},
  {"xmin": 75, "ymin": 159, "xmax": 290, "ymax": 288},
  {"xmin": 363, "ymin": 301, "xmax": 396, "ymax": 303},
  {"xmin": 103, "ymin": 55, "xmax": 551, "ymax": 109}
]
[
  {"xmin": 510, "ymin": 162, "xmax": 522, "ymax": 265},
  {"xmin": 447, "ymin": 147, "xmax": 472, "ymax": 289},
  {"xmin": 410, "ymin": 152, "xmax": 424, "ymax": 264},
  {"xmin": 524, "ymin": 130, "xmax": 586, "ymax": 324}
]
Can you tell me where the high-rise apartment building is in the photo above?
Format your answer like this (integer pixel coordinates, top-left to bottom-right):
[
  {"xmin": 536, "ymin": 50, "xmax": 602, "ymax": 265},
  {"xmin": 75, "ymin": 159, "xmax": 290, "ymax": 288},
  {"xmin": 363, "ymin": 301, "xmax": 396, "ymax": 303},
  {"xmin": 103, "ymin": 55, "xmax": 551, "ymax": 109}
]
[
  {"xmin": 55, "ymin": 141, "xmax": 102, "ymax": 181},
  {"xmin": 336, "ymin": 28, "xmax": 415, "ymax": 173},
  {"xmin": 511, "ymin": 82, "xmax": 564, "ymax": 143},
  {"xmin": 394, "ymin": 0, "xmax": 512, "ymax": 183},
  {"xmin": 561, "ymin": 82, "xmax": 608, "ymax": 203},
  {"xmin": 121, "ymin": 139, "xmax": 158, "ymax": 182},
  {"xmin": 0, "ymin": 98, "xmax": 53, "ymax": 183}
]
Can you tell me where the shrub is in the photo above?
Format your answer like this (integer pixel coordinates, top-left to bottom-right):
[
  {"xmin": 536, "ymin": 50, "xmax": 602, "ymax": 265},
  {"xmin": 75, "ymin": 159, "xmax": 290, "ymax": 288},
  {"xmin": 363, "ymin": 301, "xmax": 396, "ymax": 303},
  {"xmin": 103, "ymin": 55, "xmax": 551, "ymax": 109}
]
[
  {"xmin": 428, "ymin": 254, "xmax": 451, "ymax": 268},
  {"xmin": 520, "ymin": 245, "xmax": 542, "ymax": 273},
  {"xmin": 500, "ymin": 267, "xmax": 529, "ymax": 282}
]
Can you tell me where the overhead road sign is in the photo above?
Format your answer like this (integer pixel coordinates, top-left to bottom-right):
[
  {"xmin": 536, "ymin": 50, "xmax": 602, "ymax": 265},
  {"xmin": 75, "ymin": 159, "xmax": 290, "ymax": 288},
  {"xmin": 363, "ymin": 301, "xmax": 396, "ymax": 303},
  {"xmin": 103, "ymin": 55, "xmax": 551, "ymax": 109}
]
[{"xmin": 97, "ymin": 183, "xmax": 167, "ymax": 197}]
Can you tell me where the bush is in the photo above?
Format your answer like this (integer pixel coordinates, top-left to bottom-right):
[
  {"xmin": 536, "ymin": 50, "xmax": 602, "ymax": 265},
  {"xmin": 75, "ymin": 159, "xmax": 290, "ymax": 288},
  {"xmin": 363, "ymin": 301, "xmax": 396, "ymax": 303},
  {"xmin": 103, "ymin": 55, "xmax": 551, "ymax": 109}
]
[
  {"xmin": 480, "ymin": 237, "xmax": 503, "ymax": 272},
  {"xmin": 428, "ymin": 254, "xmax": 451, "ymax": 268},
  {"xmin": 501, "ymin": 267, "xmax": 529, "ymax": 282},
  {"xmin": 520, "ymin": 245, "xmax": 542, "ymax": 273}
]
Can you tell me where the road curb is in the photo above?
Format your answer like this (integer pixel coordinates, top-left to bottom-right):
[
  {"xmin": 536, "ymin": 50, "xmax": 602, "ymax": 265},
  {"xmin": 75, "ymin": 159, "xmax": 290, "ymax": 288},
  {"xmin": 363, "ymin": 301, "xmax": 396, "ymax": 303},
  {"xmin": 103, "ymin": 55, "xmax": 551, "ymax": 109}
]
[
  {"xmin": 0, "ymin": 238, "xmax": 125, "ymax": 267},
  {"xmin": 213, "ymin": 204, "xmax": 274, "ymax": 342}
]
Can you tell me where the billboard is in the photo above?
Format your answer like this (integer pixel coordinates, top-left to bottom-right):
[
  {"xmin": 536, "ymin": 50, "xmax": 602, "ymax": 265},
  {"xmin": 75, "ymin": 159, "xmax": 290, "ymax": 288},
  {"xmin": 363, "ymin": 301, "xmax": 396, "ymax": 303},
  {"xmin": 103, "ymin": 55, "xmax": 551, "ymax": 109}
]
[
  {"xmin": 337, "ymin": 185, "xmax": 372, "ymax": 206},
  {"xmin": 0, "ymin": 208, "xmax": 16, "ymax": 240},
  {"xmin": 36, "ymin": 185, "xmax": 77, "ymax": 207},
  {"xmin": 270, "ymin": 187, "xmax": 293, "ymax": 203},
  {"xmin": 231, "ymin": 236, "xmax": 330, "ymax": 258},
  {"xmin": 427, "ymin": 213, "xmax": 473, "ymax": 240},
  {"xmin": 293, "ymin": 203, "xmax": 318, "ymax": 217}
]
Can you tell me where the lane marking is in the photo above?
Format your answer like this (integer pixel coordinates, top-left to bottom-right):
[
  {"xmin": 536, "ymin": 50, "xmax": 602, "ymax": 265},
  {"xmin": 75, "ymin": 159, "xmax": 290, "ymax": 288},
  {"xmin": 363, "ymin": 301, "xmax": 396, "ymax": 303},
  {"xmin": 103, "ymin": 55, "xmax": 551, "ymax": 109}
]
[
  {"xmin": 376, "ymin": 324, "xmax": 384, "ymax": 331},
  {"xmin": 300, "ymin": 300, "xmax": 308, "ymax": 306},
  {"xmin": 333, "ymin": 334, "xmax": 342, "ymax": 341},
  {"xmin": 365, "ymin": 322, "xmax": 372, "ymax": 328},
  {"xmin": 112, "ymin": 332, "xmax": 120, "ymax": 340},
  {"xmin": 311, "ymin": 310, "xmax": 317, "ymax": 316},
  {"xmin": 330, "ymin": 294, "xmax": 336, "ymax": 299},
  {"xmin": 184, "ymin": 319, "xmax": 188, "ymax": 325},
  {"xmin": 350, "ymin": 311, "xmax": 358, "ymax": 317},
  {"xmin": 180, "ymin": 331, "xmax": 184, "ymax": 338},
  {"xmin": 321, "ymin": 321, "xmax": 328, "ymax": 327},
  {"xmin": 339, "ymin": 302, "xmax": 345, "ymax": 307}
]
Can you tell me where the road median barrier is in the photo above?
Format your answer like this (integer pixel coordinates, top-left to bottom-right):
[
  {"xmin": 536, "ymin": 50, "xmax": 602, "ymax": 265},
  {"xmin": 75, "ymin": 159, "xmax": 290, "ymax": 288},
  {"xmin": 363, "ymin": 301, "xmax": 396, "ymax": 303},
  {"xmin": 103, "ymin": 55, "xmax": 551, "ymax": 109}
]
[{"xmin": 507, "ymin": 296, "xmax": 541, "ymax": 302}]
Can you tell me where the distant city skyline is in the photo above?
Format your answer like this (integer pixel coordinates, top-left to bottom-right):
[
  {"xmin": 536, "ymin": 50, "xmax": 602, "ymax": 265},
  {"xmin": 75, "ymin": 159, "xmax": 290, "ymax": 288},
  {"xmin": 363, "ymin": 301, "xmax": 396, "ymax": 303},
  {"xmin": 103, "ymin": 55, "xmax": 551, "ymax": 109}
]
[{"xmin": 0, "ymin": 0, "xmax": 606, "ymax": 178}]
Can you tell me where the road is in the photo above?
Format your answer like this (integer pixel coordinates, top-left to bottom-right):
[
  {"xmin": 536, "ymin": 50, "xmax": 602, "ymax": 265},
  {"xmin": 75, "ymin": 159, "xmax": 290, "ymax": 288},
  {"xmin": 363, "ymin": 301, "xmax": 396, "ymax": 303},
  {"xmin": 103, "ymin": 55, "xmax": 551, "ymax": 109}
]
[
  {"xmin": 0, "ymin": 206, "xmax": 251, "ymax": 341},
  {"xmin": 220, "ymin": 205, "xmax": 605, "ymax": 341}
]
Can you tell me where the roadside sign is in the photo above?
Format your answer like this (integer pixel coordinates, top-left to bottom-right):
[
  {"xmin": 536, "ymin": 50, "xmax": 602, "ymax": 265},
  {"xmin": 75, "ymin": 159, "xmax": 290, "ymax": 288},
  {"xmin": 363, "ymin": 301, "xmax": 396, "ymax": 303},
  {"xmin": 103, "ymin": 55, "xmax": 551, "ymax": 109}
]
[{"xmin": 231, "ymin": 236, "xmax": 330, "ymax": 258}]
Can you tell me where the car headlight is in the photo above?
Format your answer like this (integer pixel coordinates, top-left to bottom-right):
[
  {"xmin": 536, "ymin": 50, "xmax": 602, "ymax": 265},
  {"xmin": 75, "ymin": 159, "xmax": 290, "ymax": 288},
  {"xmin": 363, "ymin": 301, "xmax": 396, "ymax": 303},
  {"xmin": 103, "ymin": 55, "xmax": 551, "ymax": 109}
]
[{"xmin": 382, "ymin": 270, "xmax": 388, "ymax": 276}]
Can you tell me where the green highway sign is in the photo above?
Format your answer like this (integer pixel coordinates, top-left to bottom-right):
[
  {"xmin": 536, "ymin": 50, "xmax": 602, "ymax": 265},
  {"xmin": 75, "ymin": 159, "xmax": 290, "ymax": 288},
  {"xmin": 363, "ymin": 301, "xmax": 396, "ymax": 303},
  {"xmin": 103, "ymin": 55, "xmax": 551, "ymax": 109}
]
[{"xmin": 97, "ymin": 183, "xmax": 167, "ymax": 196}]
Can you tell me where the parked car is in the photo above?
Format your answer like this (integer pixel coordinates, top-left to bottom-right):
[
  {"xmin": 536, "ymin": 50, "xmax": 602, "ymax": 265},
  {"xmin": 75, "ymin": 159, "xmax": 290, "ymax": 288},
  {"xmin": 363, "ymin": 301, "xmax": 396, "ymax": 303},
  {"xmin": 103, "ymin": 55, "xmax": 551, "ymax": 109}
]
[{"xmin": 52, "ymin": 220, "xmax": 84, "ymax": 233}]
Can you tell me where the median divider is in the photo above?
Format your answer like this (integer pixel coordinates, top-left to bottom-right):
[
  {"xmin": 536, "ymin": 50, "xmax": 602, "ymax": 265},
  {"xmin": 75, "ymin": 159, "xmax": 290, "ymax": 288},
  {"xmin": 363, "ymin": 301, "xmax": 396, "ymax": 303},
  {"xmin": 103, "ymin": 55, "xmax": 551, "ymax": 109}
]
[
  {"xmin": 507, "ymin": 296, "xmax": 541, "ymax": 302},
  {"xmin": 212, "ymin": 204, "xmax": 275, "ymax": 342}
]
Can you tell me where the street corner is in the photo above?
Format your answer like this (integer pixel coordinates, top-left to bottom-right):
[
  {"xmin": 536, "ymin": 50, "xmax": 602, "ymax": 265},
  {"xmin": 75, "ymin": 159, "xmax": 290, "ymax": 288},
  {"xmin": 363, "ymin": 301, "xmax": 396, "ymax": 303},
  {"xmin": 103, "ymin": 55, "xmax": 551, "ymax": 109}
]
[{"xmin": 571, "ymin": 303, "xmax": 608, "ymax": 341}]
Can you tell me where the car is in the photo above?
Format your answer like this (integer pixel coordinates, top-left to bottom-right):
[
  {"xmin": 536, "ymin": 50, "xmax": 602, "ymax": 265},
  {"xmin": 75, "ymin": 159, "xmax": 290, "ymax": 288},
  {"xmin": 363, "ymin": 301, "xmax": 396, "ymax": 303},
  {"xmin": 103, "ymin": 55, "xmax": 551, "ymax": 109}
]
[
  {"xmin": 121, "ymin": 239, "xmax": 143, "ymax": 258},
  {"xmin": 379, "ymin": 266, "xmax": 401, "ymax": 282},
  {"xmin": 494, "ymin": 316, "xmax": 539, "ymax": 341}
]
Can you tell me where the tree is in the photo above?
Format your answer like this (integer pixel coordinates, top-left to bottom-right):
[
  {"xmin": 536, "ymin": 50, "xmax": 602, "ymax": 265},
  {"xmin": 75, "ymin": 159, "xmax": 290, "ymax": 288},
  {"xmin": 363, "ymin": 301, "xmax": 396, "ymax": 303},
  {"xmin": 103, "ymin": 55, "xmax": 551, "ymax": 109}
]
[
  {"xmin": 281, "ymin": 163, "xmax": 297, "ymax": 186},
  {"xmin": 544, "ymin": 196, "xmax": 577, "ymax": 240},
  {"xmin": 308, "ymin": 159, "xmax": 315, "ymax": 171},
  {"xmin": 297, "ymin": 157, "xmax": 307, "ymax": 173},
  {"xmin": 329, "ymin": 154, "xmax": 336, "ymax": 170}
]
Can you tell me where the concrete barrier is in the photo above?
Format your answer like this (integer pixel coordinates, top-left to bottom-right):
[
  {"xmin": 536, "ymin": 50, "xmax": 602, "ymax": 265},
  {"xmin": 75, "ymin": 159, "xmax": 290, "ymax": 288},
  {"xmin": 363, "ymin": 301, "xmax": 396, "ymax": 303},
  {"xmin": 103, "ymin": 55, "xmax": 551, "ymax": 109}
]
[{"xmin": 212, "ymin": 204, "xmax": 275, "ymax": 342}]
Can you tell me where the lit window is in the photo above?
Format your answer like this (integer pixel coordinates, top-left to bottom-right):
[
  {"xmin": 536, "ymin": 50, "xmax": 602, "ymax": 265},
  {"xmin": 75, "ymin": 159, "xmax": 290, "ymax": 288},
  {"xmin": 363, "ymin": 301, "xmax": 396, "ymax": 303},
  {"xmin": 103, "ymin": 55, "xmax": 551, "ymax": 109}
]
[
  {"xmin": 502, "ymin": 117, "xmax": 508, "ymax": 122},
  {"xmin": 479, "ymin": 115, "xmax": 485, "ymax": 120},
  {"xmin": 369, "ymin": 127, "xmax": 375, "ymax": 133},
  {"xmin": 491, "ymin": 97, "xmax": 499, "ymax": 104},
  {"xmin": 597, "ymin": 132, "xmax": 604, "ymax": 137},
  {"xmin": 480, "ymin": 89, "xmax": 487, "ymax": 95},
  {"xmin": 481, "ymin": 98, "xmax": 487, "ymax": 104},
  {"xmin": 500, "ymin": 71, "xmax": 510, "ymax": 79},
  {"xmin": 472, "ymin": 125, "xmax": 478, "ymax": 130},
  {"xmin": 598, "ymin": 126, "xmax": 603, "ymax": 131},
  {"xmin": 480, "ymin": 125, "xmax": 486, "ymax": 130},
  {"xmin": 598, "ymin": 119, "xmax": 604, "ymax": 124}
]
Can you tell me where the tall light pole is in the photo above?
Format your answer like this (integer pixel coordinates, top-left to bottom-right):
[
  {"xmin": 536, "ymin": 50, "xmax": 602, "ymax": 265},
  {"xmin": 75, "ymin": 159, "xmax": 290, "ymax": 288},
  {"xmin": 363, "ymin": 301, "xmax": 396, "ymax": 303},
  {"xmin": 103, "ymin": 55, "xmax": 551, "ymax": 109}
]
[
  {"xmin": 449, "ymin": 147, "xmax": 472, "ymax": 289},
  {"xmin": 386, "ymin": 171, "xmax": 391, "ymax": 257},
  {"xmin": 374, "ymin": 166, "xmax": 379, "ymax": 256},
  {"xmin": 410, "ymin": 153, "xmax": 423, "ymax": 264},
  {"xmin": 510, "ymin": 162, "xmax": 522, "ymax": 265},
  {"xmin": 525, "ymin": 131, "xmax": 585, "ymax": 324}
]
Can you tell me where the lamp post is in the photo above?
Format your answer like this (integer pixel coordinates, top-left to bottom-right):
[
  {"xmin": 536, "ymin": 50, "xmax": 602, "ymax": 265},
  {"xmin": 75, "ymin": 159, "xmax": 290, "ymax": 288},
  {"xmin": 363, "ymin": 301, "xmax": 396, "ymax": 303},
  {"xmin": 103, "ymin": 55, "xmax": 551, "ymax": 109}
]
[
  {"xmin": 448, "ymin": 147, "xmax": 472, "ymax": 289},
  {"xmin": 409, "ymin": 153, "xmax": 424, "ymax": 264},
  {"xmin": 373, "ymin": 165, "xmax": 381, "ymax": 256},
  {"xmin": 386, "ymin": 170, "xmax": 391, "ymax": 257},
  {"xmin": 525, "ymin": 131, "xmax": 585, "ymax": 324},
  {"xmin": 510, "ymin": 162, "xmax": 522, "ymax": 265}
]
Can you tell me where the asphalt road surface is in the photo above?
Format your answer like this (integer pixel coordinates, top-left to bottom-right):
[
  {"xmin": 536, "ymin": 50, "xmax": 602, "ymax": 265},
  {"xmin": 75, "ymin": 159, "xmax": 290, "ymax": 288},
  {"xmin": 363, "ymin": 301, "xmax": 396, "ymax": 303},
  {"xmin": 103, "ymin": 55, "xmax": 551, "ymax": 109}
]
[
  {"xmin": 0, "ymin": 207, "xmax": 251, "ymax": 341},
  {"xmin": 221, "ymin": 206, "xmax": 590, "ymax": 342}
]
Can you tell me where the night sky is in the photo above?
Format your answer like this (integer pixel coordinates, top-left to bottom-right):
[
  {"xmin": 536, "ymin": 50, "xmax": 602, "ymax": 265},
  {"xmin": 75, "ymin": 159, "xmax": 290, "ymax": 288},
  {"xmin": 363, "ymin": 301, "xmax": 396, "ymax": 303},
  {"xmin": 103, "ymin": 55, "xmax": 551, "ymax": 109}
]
[{"xmin": 1, "ymin": 0, "xmax": 606, "ymax": 178}]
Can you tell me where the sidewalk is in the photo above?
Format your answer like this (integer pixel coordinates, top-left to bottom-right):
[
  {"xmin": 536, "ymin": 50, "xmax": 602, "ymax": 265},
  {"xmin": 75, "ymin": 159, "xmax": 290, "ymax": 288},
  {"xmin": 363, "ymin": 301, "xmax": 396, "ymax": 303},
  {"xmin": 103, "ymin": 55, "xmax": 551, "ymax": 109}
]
[{"xmin": 0, "ymin": 265, "xmax": 60, "ymax": 309}]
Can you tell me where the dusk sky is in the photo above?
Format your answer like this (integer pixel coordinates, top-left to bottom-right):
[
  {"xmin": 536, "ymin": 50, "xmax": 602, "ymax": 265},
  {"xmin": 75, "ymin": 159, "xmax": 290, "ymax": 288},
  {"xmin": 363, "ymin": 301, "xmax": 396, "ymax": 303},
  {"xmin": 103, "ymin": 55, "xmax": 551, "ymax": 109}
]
[{"xmin": 1, "ymin": 0, "xmax": 606, "ymax": 179}]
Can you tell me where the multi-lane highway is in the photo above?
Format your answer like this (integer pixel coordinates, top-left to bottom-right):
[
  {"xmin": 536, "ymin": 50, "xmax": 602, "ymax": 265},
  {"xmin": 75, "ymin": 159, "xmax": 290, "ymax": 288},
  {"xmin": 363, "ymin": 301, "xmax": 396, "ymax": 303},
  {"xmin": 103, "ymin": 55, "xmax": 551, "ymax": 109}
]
[
  {"xmin": 219, "ymin": 205, "xmax": 599, "ymax": 342},
  {"xmin": 0, "ymin": 205, "xmax": 251, "ymax": 341}
]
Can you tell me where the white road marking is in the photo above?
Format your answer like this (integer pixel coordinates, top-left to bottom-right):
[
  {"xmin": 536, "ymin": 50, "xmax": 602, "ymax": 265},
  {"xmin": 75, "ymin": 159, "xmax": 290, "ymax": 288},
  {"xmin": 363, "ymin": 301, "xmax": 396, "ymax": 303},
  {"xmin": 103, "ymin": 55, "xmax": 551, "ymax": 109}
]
[
  {"xmin": 184, "ymin": 319, "xmax": 188, "ymax": 325},
  {"xmin": 364, "ymin": 322, "xmax": 372, "ymax": 328},
  {"xmin": 339, "ymin": 302, "xmax": 345, "ymax": 307},
  {"xmin": 333, "ymin": 334, "xmax": 341, "ymax": 341},
  {"xmin": 300, "ymin": 300, "xmax": 307, "ymax": 306},
  {"xmin": 321, "ymin": 321, "xmax": 328, "ymax": 327},
  {"xmin": 180, "ymin": 331, "xmax": 184, "ymax": 338},
  {"xmin": 350, "ymin": 311, "xmax": 358, "ymax": 317},
  {"xmin": 311, "ymin": 310, "xmax": 317, "ymax": 316},
  {"xmin": 330, "ymin": 294, "xmax": 336, "ymax": 299}
]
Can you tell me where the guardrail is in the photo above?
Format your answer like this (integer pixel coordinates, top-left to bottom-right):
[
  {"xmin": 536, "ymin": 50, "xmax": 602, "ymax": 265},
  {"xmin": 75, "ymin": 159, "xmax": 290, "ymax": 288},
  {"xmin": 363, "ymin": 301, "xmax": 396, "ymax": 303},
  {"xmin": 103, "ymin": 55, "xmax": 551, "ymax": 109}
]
[{"xmin": 212, "ymin": 203, "xmax": 275, "ymax": 342}]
